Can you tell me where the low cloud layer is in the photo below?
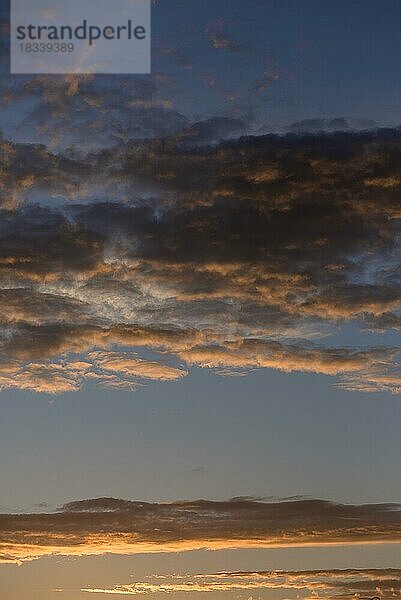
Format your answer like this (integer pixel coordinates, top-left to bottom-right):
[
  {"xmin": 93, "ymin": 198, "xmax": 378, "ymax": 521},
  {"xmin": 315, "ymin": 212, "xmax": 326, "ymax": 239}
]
[
  {"xmin": 0, "ymin": 128, "xmax": 399, "ymax": 393},
  {"xmin": 82, "ymin": 568, "xmax": 401, "ymax": 596},
  {"xmin": 1, "ymin": 498, "xmax": 401, "ymax": 564}
]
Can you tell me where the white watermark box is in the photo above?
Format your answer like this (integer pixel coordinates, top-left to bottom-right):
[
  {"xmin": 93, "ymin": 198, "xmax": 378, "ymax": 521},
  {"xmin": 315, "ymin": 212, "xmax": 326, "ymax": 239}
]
[{"xmin": 10, "ymin": 0, "xmax": 151, "ymax": 74}]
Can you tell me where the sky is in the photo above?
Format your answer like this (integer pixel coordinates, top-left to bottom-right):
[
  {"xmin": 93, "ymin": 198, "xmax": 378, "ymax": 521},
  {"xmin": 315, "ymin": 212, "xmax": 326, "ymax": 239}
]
[
  {"xmin": 2, "ymin": 0, "xmax": 401, "ymax": 147},
  {"xmin": 0, "ymin": 0, "xmax": 401, "ymax": 599}
]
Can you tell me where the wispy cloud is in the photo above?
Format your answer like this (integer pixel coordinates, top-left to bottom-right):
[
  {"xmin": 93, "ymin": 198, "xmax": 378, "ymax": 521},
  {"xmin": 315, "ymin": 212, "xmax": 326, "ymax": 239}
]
[
  {"xmin": 81, "ymin": 567, "xmax": 401, "ymax": 596},
  {"xmin": 204, "ymin": 26, "xmax": 247, "ymax": 54}
]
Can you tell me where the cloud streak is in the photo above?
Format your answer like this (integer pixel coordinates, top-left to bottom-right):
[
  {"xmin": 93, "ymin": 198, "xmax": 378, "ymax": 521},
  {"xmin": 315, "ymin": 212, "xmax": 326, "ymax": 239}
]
[
  {"xmin": 81, "ymin": 567, "xmax": 401, "ymax": 596},
  {"xmin": 1, "ymin": 498, "xmax": 401, "ymax": 564}
]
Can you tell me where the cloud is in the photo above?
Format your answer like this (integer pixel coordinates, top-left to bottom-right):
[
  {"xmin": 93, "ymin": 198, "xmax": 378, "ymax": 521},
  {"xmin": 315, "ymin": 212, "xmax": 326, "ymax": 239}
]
[
  {"xmin": 1, "ymin": 498, "xmax": 401, "ymax": 564},
  {"xmin": 165, "ymin": 117, "xmax": 247, "ymax": 148},
  {"xmin": 81, "ymin": 567, "xmax": 401, "ymax": 596},
  {"xmin": 204, "ymin": 27, "xmax": 246, "ymax": 54},
  {"xmin": 0, "ymin": 129, "xmax": 399, "ymax": 393},
  {"xmin": 0, "ymin": 347, "xmax": 187, "ymax": 393},
  {"xmin": 287, "ymin": 118, "xmax": 378, "ymax": 134},
  {"xmin": 157, "ymin": 45, "xmax": 194, "ymax": 70},
  {"xmin": 89, "ymin": 351, "xmax": 187, "ymax": 381},
  {"xmin": 0, "ymin": 76, "xmax": 188, "ymax": 150}
]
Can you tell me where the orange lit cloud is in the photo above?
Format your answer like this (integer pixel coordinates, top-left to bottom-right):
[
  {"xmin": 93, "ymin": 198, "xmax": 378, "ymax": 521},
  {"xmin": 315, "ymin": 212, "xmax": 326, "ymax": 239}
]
[
  {"xmin": 1, "ymin": 498, "xmax": 401, "ymax": 564},
  {"xmin": 81, "ymin": 568, "xmax": 401, "ymax": 596}
]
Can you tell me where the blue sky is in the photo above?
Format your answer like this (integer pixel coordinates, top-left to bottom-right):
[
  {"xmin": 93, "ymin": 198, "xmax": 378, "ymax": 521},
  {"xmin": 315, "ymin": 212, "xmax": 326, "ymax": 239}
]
[{"xmin": 1, "ymin": 368, "xmax": 401, "ymax": 512}]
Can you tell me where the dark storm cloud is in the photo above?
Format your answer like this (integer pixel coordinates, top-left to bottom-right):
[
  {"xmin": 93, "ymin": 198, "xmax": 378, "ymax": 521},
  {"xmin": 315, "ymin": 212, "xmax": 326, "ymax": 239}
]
[
  {"xmin": 0, "ymin": 205, "xmax": 103, "ymax": 273},
  {"xmin": 0, "ymin": 128, "xmax": 399, "ymax": 392},
  {"xmin": 0, "ymin": 138, "xmax": 93, "ymax": 207},
  {"xmin": 1, "ymin": 498, "xmax": 401, "ymax": 563},
  {"xmin": 0, "ymin": 289, "xmax": 90, "ymax": 325}
]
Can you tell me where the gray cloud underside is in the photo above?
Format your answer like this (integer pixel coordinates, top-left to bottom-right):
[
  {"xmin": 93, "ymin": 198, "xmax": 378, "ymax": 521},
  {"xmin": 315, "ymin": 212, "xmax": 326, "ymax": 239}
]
[
  {"xmin": 1, "ymin": 498, "xmax": 401, "ymax": 563},
  {"xmin": 0, "ymin": 128, "xmax": 399, "ymax": 393}
]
